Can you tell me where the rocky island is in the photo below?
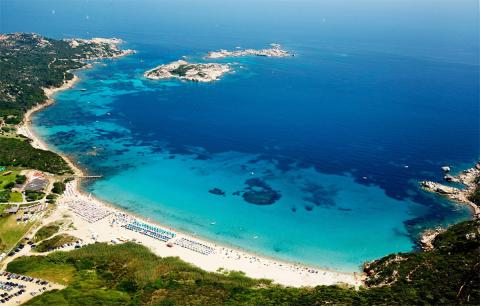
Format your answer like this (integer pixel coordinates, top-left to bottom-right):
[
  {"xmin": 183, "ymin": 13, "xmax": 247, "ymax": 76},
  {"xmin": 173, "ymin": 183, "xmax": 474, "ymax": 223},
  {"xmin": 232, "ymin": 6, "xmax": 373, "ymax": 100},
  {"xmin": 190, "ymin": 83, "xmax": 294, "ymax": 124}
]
[
  {"xmin": 206, "ymin": 43, "xmax": 293, "ymax": 59},
  {"xmin": 144, "ymin": 60, "xmax": 231, "ymax": 82}
]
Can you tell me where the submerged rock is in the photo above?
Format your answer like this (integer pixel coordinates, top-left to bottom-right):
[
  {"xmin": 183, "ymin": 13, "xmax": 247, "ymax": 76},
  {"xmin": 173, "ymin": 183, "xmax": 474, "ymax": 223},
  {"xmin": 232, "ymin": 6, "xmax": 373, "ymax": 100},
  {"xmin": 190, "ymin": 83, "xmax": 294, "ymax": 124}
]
[
  {"xmin": 301, "ymin": 183, "xmax": 337, "ymax": 208},
  {"xmin": 209, "ymin": 188, "xmax": 226, "ymax": 196},
  {"xmin": 304, "ymin": 205, "xmax": 313, "ymax": 211},
  {"xmin": 243, "ymin": 190, "xmax": 281, "ymax": 205},
  {"xmin": 241, "ymin": 178, "xmax": 281, "ymax": 205},
  {"xmin": 444, "ymin": 174, "xmax": 460, "ymax": 183}
]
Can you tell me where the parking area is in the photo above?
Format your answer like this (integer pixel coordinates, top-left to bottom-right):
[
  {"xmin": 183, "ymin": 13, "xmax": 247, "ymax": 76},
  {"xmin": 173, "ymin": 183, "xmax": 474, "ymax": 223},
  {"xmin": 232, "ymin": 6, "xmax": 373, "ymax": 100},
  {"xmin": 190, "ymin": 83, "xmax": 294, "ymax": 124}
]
[{"xmin": 0, "ymin": 271, "xmax": 63, "ymax": 305}]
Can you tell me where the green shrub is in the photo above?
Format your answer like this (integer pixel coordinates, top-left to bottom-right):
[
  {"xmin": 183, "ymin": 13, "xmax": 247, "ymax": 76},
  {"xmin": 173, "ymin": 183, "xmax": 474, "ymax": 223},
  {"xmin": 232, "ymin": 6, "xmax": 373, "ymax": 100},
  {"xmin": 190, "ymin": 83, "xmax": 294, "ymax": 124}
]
[
  {"xmin": 52, "ymin": 182, "xmax": 66, "ymax": 194},
  {"xmin": 4, "ymin": 182, "xmax": 14, "ymax": 189},
  {"xmin": 0, "ymin": 190, "xmax": 9, "ymax": 202},
  {"xmin": 25, "ymin": 190, "xmax": 45, "ymax": 202},
  {"xmin": 15, "ymin": 175, "xmax": 27, "ymax": 184}
]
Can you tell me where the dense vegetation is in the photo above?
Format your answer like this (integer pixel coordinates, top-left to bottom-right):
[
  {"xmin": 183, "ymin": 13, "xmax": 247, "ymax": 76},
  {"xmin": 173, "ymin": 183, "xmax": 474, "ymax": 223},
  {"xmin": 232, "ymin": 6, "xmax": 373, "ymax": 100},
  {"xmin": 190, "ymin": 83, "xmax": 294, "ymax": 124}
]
[
  {"xmin": 0, "ymin": 191, "xmax": 10, "ymax": 203},
  {"xmin": 52, "ymin": 181, "xmax": 66, "ymax": 194},
  {"xmin": 7, "ymin": 220, "xmax": 479, "ymax": 305},
  {"xmin": 15, "ymin": 174, "xmax": 26, "ymax": 184},
  {"xmin": 364, "ymin": 219, "xmax": 480, "ymax": 304},
  {"xmin": 0, "ymin": 137, "xmax": 72, "ymax": 174},
  {"xmin": 0, "ymin": 33, "xmax": 78, "ymax": 122},
  {"xmin": 24, "ymin": 190, "xmax": 45, "ymax": 202},
  {"xmin": 0, "ymin": 33, "xmax": 126, "ymax": 174},
  {"xmin": 170, "ymin": 64, "xmax": 194, "ymax": 77},
  {"xmin": 0, "ymin": 33, "xmax": 123, "ymax": 122},
  {"xmin": 468, "ymin": 177, "xmax": 480, "ymax": 205}
]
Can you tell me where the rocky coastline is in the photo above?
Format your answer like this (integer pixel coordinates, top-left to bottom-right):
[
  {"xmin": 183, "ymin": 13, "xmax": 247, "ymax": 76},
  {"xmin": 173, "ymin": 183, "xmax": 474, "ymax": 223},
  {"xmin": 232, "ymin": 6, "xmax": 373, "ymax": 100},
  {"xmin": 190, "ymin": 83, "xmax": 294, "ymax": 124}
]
[
  {"xmin": 419, "ymin": 162, "xmax": 480, "ymax": 249},
  {"xmin": 65, "ymin": 37, "xmax": 135, "ymax": 59},
  {"xmin": 421, "ymin": 162, "xmax": 480, "ymax": 217}
]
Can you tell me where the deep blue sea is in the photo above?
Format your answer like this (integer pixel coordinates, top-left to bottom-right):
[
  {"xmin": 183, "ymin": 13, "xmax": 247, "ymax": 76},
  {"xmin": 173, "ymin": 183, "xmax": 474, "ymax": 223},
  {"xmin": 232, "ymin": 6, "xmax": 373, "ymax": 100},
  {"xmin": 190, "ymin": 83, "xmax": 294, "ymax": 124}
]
[{"xmin": 2, "ymin": 0, "xmax": 479, "ymax": 271}]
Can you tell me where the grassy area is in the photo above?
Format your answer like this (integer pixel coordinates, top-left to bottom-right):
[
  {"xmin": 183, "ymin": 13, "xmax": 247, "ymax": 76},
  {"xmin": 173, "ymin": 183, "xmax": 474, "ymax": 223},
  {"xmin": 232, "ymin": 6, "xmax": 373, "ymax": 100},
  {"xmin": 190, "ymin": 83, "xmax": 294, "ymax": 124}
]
[
  {"xmin": 0, "ymin": 169, "xmax": 25, "ymax": 203},
  {"xmin": 34, "ymin": 223, "xmax": 61, "ymax": 242},
  {"xmin": 6, "ymin": 254, "xmax": 76, "ymax": 285},
  {"xmin": 6, "ymin": 220, "xmax": 479, "ymax": 305},
  {"xmin": 9, "ymin": 243, "xmax": 272, "ymax": 305},
  {"xmin": 0, "ymin": 169, "xmax": 19, "ymax": 189},
  {"xmin": 0, "ymin": 169, "xmax": 17, "ymax": 203},
  {"xmin": 0, "ymin": 212, "xmax": 34, "ymax": 253},
  {"xmin": 9, "ymin": 191, "xmax": 23, "ymax": 202},
  {"xmin": 34, "ymin": 234, "xmax": 78, "ymax": 253}
]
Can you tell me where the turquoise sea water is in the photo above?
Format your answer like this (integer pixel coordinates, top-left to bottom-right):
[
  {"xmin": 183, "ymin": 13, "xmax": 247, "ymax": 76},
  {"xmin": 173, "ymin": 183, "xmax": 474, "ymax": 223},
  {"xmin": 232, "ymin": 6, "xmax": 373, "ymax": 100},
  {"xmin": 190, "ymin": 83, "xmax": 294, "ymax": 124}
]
[{"xmin": 2, "ymin": 0, "xmax": 479, "ymax": 271}]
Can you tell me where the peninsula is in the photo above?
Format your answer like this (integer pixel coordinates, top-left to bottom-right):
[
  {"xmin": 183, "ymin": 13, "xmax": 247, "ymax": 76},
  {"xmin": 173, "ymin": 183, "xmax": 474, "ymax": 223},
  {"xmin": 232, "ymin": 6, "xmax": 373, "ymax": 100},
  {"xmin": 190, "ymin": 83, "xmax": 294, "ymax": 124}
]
[
  {"xmin": 65, "ymin": 37, "xmax": 135, "ymax": 60},
  {"xmin": 144, "ymin": 60, "xmax": 231, "ymax": 82},
  {"xmin": 206, "ymin": 43, "xmax": 293, "ymax": 59}
]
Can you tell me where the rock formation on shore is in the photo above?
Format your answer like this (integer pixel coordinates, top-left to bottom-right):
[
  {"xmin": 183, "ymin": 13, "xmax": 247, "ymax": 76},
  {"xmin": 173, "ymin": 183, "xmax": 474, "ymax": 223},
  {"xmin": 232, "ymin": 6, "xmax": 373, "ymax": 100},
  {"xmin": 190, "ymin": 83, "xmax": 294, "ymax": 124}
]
[{"xmin": 421, "ymin": 162, "xmax": 480, "ymax": 218}]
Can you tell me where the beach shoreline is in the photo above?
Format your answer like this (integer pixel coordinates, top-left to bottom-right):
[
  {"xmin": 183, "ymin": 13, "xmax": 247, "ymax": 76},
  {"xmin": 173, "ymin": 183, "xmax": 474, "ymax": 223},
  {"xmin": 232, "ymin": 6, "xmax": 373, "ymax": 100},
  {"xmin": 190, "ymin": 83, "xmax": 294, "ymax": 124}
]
[
  {"xmin": 17, "ymin": 65, "xmax": 362, "ymax": 288},
  {"xmin": 18, "ymin": 74, "xmax": 85, "ymax": 178}
]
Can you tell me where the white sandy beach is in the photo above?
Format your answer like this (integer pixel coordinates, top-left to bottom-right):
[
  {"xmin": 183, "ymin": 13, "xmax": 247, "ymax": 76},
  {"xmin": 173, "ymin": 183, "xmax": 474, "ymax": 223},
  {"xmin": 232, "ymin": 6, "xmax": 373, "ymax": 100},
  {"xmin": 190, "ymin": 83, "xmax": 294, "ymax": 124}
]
[{"xmin": 16, "ymin": 73, "xmax": 363, "ymax": 289}]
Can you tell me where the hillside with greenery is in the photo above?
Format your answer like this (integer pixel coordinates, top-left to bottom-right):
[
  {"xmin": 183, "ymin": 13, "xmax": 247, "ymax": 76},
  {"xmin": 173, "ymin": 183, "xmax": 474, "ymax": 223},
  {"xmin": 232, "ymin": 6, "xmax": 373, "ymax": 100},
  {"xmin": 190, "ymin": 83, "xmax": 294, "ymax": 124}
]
[
  {"xmin": 0, "ymin": 33, "xmax": 127, "ymax": 174},
  {"xmin": 0, "ymin": 33, "xmax": 125, "ymax": 122},
  {"xmin": 468, "ymin": 177, "xmax": 480, "ymax": 206},
  {"xmin": 7, "ymin": 220, "xmax": 479, "ymax": 305},
  {"xmin": 0, "ymin": 137, "xmax": 72, "ymax": 174}
]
